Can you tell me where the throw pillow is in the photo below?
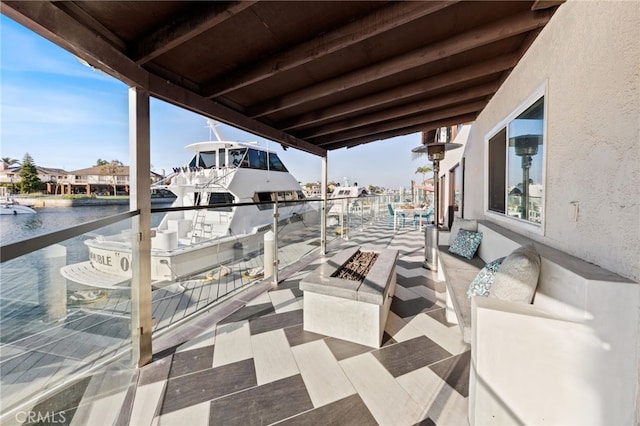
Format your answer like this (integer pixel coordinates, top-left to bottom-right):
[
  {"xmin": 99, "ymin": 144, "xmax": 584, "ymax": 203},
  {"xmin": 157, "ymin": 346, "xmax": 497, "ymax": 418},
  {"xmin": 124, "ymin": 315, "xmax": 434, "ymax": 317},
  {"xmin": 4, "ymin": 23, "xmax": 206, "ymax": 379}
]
[
  {"xmin": 449, "ymin": 217, "xmax": 478, "ymax": 242},
  {"xmin": 489, "ymin": 244, "xmax": 541, "ymax": 304},
  {"xmin": 448, "ymin": 229, "xmax": 482, "ymax": 260},
  {"xmin": 467, "ymin": 257, "xmax": 506, "ymax": 298}
]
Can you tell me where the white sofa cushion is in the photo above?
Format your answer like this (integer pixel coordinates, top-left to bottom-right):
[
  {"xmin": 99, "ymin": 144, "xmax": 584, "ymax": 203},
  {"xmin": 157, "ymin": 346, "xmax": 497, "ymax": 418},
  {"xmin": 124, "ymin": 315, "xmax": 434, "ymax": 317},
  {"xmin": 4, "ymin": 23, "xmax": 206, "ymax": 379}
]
[
  {"xmin": 449, "ymin": 217, "xmax": 478, "ymax": 241},
  {"xmin": 489, "ymin": 244, "xmax": 541, "ymax": 304}
]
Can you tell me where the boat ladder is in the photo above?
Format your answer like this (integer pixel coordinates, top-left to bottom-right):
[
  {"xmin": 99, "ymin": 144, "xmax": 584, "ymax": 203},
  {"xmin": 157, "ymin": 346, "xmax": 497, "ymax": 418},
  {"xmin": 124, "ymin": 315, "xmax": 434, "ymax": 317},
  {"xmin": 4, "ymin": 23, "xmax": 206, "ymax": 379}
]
[{"xmin": 191, "ymin": 194, "xmax": 214, "ymax": 243}]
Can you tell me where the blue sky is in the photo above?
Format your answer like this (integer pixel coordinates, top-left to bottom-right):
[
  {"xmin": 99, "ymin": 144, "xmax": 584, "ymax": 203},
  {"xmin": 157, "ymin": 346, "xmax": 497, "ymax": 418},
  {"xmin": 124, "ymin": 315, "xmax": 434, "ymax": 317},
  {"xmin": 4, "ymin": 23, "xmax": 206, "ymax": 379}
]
[{"xmin": 0, "ymin": 15, "xmax": 428, "ymax": 189}]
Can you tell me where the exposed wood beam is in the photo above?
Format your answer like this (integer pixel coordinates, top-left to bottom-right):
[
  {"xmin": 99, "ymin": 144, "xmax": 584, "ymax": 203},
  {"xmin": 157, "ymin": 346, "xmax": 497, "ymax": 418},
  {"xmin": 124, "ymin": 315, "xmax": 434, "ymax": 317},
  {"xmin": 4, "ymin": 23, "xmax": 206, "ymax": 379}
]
[
  {"xmin": 54, "ymin": 1, "xmax": 127, "ymax": 51},
  {"xmin": 313, "ymin": 101, "xmax": 486, "ymax": 146},
  {"xmin": 0, "ymin": 1, "xmax": 325, "ymax": 158},
  {"xmin": 1, "ymin": 1, "xmax": 147, "ymax": 87},
  {"xmin": 282, "ymin": 53, "xmax": 519, "ymax": 131},
  {"xmin": 132, "ymin": 1, "xmax": 256, "ymax": 65},
  {"xmin": 248, "ymin": 9, "xmax": 555, "ymax": 118},
  {"xmin": 202, "ymin": 1, "xmax": 459, "ymax": 98},
  {"xmin": 148, "ymin": 75, "xmax": 326, "ymax": 157},
  {"xmin": 298, "ymin": 82, "xmax": 499, "ymax": 139},
  {"xmin": 322, "ymin": 113, "xmax": 478, "ymax": 151}
]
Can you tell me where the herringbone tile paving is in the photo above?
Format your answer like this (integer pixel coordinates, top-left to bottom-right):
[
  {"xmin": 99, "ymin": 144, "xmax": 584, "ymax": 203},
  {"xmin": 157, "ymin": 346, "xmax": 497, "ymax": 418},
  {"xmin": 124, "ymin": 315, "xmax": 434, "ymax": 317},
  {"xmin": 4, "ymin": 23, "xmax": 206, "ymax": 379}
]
[
  {"xmin": 119, "ymin": 222, "xmax": 471, "ymax": 425},
  {"xmin": 27, "ymin": 219, "xmax": 470, "ymax": 426}
]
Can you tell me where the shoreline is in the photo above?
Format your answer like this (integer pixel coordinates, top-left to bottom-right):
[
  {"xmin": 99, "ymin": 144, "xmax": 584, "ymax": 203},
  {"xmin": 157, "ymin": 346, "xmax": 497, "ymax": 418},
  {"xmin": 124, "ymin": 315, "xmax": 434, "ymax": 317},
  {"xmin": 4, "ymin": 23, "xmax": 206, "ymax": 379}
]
[{"xmin": 14, "ymin": 196, "xmax": 176, "ymax": 208}]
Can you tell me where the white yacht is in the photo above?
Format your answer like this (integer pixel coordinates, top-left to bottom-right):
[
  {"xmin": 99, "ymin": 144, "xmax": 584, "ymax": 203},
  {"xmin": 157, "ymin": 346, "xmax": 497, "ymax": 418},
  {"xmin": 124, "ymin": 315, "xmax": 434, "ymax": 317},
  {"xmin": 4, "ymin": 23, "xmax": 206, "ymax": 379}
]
[
  {"xmin": 0, "ymin": 189, "xmax": 37, "ymax": 215},
  {"xmin": 327, "ymin": 178, "xmax": 368, "ymax": 219},
  {"xmin": 62, "ymin": 133, "xmax": 316, "ymax": 288}
]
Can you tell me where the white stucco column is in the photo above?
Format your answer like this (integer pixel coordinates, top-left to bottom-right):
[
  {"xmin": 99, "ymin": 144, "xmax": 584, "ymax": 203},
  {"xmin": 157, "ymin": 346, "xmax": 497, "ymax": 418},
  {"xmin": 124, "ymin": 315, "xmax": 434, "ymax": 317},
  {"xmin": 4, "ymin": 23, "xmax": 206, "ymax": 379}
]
[
  {"xmin": 321, "ymin": 155, "xmax": 328, "ymax": 255},
  {"xmin": 129, "ymin": 87, "xmax": 153, "ymax": 367}
]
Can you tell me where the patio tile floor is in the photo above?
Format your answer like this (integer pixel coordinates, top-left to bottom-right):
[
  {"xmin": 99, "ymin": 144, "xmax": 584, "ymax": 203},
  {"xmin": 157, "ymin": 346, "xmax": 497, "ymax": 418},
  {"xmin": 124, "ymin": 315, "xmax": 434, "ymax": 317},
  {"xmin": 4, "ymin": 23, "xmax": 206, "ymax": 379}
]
[
  {"xmin": 7, "ymin": 219, "xmax": 471, "ymax": 425},
  {"xmin": 124, "ymin": 221, "xmax": 471, "ymax": 425}
]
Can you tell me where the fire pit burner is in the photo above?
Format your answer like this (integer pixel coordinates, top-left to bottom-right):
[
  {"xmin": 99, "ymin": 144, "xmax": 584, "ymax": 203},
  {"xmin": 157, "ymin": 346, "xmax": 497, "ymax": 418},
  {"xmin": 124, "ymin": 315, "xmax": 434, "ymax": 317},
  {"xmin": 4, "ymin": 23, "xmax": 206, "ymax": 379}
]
[
  {"xmin": 332, "ymin": 250, "xmax": 378, "ymax": 282},
  {"xmin": 299, "ymin": 245, "xmax": 398, "ymax": 348}
]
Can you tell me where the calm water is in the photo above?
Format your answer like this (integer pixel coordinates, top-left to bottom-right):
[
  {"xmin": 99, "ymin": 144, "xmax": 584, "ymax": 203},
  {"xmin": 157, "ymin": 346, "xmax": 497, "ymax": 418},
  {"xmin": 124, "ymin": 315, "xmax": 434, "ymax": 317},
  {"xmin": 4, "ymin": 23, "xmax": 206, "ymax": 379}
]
[
  {"xmin": 0, "ymin": 202, "xmax": 178, "ymax": 244},
  {"xmin": 0, "ymin": 205, "xmax": 131, "ymax": 246},
  {"xmin": 0, "ymin": 204, "xmax": 172, "ymax": 304}
]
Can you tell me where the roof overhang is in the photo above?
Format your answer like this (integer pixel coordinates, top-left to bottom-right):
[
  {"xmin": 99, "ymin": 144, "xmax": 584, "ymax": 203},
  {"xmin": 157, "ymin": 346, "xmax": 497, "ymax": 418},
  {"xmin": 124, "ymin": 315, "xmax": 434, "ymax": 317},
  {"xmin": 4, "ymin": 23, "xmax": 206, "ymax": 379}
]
[{"xmin": 1, "ymin": 1, "xmax": 563, "ymax": 156}]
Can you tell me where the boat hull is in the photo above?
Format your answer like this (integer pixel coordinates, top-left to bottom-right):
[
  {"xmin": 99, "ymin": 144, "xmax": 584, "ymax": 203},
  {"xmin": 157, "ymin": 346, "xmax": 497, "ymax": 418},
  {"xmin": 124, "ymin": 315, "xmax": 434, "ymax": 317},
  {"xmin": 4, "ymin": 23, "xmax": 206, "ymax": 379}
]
[
  {"xmin": 1, "ymin": 204, "xmax": 37, "ymax": 214},
  {"xmin": 61, "ymin": 208, "xmax": 319, "ymax": 288},
  {"xmin": 64, "ymin": 233, "xmax": 258, "ymax": 287}
]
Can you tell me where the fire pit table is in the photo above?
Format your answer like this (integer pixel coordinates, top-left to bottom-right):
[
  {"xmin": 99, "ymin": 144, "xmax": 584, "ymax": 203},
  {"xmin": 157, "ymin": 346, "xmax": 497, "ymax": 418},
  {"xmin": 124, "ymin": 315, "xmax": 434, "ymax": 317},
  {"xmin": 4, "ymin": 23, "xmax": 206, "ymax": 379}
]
[{"xmin": 300, "ymin": 246, "xmax": 398, "ymax": 348}]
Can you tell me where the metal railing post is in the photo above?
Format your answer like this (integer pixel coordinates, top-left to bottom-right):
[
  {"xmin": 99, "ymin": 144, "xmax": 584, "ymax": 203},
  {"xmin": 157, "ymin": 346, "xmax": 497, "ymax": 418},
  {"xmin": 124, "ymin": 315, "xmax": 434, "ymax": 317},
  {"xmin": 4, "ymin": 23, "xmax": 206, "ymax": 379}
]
[
  {"xmin": 272, "ymin": 197, "xmax": 279, "ymax": 285},
  {"xmin": 321, "ymin": 155, "xmax": 327, "ymax": 255},
  {"xmin": 129, "ymin": 87, "xmax": 153, "ymax": 368}
]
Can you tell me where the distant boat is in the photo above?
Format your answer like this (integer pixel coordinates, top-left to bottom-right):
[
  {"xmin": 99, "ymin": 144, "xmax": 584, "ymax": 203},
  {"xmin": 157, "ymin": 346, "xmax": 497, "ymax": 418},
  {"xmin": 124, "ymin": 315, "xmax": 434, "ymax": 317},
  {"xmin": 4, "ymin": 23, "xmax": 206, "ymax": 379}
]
[
  {"xmin": 0, "ymin": 190, "xmax": 37, "ymax": 215},
  {"xmin": 328, "ymin": 178, "xmax": 368, "ymax": 218},
  {"xmin": 61, "ymin": 125, "xmax": 317, "ymax": 288}
]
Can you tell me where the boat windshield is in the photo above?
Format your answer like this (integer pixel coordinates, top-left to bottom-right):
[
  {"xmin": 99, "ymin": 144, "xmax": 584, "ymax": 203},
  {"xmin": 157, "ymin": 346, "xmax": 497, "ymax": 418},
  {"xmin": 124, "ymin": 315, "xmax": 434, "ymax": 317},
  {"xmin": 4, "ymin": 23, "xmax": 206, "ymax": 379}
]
[
  {"xmin": 185, "ymin": 147, "xmax": 288, "ymax": 172},
  {"xmin": 229, "ymin": 148, "xmax": 248, "ymax": 167},
  {"xmin": 198, "ymin": 152, "xmax": 216, "ymax": 168},
  {"xmin": 243, "ymin": 148, "xmax": 288, "ymax": 172}
]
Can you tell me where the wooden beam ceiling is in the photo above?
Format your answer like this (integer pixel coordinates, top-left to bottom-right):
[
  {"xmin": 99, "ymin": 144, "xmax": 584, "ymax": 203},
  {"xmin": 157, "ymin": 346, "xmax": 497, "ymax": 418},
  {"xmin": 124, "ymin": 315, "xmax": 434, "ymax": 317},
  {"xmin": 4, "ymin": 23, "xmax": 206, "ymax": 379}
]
[
  {"xmin": 202, "ymin": 1, "xmax": 459, "ymax": 98},
  {"xmin": 0, "ymin": 0, "xmax": 326, "ymax": 157},
  {"xmin": 0, "ymin": 1, "xmax": 562, "ymax": 154},
  {"xmin": 281, "ymin": 53, "xmax": 521, "ymax": 132},
  {"xmin": 132, "ymin": 2, "xmax": 256, "ymax": 65},
  {"xmin": 299, "ymin": 82, "xmax": 499, "ymax": 139},
  {"xmin": 314, "ymin": 100, "xmax": 486, "ymax": 147},
  {"xmin": 246, "ymin": 9, "xmax": 554, "ymax": 119},
  {"xmin": 321, "ymin": 113, "xmax": 479, "ymax": 151}
]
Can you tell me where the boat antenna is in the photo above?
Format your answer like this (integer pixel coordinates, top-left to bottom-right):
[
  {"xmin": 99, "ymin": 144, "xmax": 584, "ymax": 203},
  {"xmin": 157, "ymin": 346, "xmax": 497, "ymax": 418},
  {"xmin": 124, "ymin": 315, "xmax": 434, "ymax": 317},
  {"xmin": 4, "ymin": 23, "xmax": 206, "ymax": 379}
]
[{"xmin": 206, "ymin": 118, "xmax": 224, "ymax": 141}]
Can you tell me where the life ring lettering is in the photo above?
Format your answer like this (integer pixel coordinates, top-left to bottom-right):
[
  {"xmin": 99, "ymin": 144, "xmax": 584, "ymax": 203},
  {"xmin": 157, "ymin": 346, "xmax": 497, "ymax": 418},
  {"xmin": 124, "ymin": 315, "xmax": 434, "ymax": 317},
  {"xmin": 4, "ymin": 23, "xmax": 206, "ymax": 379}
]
[{"xmin": 120, "ymin": 257, "xmax": 130, "ymax": 272}]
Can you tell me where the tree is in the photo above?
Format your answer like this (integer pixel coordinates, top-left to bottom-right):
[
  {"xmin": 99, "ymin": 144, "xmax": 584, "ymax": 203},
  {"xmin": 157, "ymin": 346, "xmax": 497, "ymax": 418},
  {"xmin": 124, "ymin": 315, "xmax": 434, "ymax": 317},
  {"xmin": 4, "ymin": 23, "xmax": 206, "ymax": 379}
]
[
  {"xmin": 100, "ymin": 160, "xmax": 124, "ymax": 195},
  {"xmin": 18, "ymin": 153, "xmax": 42, "ymax": 194},
  {"xmin": 415, "ymin": 166, "xmax": 433, "ymax": 185},
  {"xmin": 95, "ymin": 159, "xmax": 109, "ymax": 166},
  {"xmin": 2, "ymin": 157, "xmax": 19, "ymax": 167}
]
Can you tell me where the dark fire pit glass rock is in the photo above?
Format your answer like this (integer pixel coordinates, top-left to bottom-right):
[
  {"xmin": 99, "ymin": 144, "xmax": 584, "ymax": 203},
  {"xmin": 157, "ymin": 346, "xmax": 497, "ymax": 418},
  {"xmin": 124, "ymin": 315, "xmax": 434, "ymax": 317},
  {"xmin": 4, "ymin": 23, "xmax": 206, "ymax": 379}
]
[{"xmin": 332, "ymin": 250, "xmax": 379, "ymax": 282}]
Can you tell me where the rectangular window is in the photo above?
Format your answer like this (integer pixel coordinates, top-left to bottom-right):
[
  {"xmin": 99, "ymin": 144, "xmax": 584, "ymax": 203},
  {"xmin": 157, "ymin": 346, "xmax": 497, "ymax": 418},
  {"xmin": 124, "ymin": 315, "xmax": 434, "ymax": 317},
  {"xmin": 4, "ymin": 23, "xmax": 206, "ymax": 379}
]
[
  {"xmin": 268, "ymin": 153, "xmax": 288, "ymax": 172},
  {"xmin": 487, "ymin": 95, "xmax": 545, "ymax": 225},
  {"xmin": 229, "ymin": 148, "xmax": 248, "ymax": 167},
  {"xmin": 449, "ymin": 161, "xmax": 463, "ymax": 219},
  {"xmin": 488, "ymin": 128, "xmax": 506, "ymax": 213},
  {"xmin": 198, "ymin": 152, "xmax": 216, "ymax": 169},
  {"xmin": 207, "ymin": 192, "xmax": 234, "ymax": 212},
  {"xmin": 247, "ymin": 149, "xmax": 268, "ymax": 170}
]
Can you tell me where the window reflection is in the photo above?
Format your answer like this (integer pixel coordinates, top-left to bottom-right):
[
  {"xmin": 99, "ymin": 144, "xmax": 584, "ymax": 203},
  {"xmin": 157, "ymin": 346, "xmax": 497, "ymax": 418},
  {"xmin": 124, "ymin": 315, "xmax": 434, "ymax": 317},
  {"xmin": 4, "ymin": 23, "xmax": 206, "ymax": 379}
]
[{"xmin": 507, "ymin": 97, "xmax": 544, "ymax": 223}]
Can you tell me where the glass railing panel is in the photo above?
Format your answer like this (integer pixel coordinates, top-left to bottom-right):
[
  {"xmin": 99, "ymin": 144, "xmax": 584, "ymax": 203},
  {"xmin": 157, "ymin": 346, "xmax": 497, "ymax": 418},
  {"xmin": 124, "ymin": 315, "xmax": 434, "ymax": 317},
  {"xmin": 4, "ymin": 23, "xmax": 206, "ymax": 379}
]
[
  {"xmin": 0, "ymin": 195, "xmax": 396, "ymax": 418},
  {"xmin": 275, "ymin": 200, "xmax": 325, "ymax": 270},
  {"xmin": 0, "ymin": 216, "xmax": 134, "ymax": 417}
]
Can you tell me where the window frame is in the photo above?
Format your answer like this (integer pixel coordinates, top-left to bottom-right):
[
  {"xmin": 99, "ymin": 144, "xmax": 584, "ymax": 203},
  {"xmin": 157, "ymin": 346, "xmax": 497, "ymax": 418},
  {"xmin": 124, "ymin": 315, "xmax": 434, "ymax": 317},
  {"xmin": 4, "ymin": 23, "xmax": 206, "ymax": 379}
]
[{"xmin": 484, "ymin": 82, "xmax": 548, "ymax": 235}]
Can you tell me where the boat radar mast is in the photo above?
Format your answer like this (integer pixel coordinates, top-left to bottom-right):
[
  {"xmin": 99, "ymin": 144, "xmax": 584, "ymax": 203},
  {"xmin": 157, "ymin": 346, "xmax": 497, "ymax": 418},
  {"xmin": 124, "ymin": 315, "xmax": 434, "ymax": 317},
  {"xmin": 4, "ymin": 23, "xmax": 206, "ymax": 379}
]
[{"xmin": 206, "ymin": 118, "xmax": 225, "ymax": 141}]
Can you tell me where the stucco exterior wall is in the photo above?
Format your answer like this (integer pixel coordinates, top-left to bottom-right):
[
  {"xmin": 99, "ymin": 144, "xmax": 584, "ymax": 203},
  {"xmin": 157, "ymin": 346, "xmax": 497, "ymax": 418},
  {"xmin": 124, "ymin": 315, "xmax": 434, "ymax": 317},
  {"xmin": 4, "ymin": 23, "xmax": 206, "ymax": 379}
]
[{"xmin": 463, "ymin": 0, "xmax": 640, "ymax": 281}]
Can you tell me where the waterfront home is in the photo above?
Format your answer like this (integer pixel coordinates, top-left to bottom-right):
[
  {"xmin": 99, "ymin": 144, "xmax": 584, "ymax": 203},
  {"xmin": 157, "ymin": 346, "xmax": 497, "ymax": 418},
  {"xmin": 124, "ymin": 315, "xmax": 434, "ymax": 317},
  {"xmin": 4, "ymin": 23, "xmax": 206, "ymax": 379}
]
[
  {"xmin": 1, "ymin": 1, "xmax": 638, "ymax": 424},
  {"xmin": 0, "ymin": 162, "xmax": 164, "ymax": 195},
  {"xmin": 0, "ymin": 163, "xmax": 66, "ymax": 194},
  {"xmin": 58, "ymin": 166, "xmax": 163, "ymax": 195}
]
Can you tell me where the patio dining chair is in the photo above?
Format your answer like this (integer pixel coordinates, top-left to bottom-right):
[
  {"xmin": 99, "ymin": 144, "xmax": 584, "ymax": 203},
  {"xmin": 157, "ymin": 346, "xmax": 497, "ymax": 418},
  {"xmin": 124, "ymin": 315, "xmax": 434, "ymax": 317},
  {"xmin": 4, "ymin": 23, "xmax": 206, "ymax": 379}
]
[
  {"xmin": 413, "ymin": 207, "xmax": 433, "ymax": 228},
  {"xmin": 387, "ymin": 203, "xmax": 406, "ymax": 228}
]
